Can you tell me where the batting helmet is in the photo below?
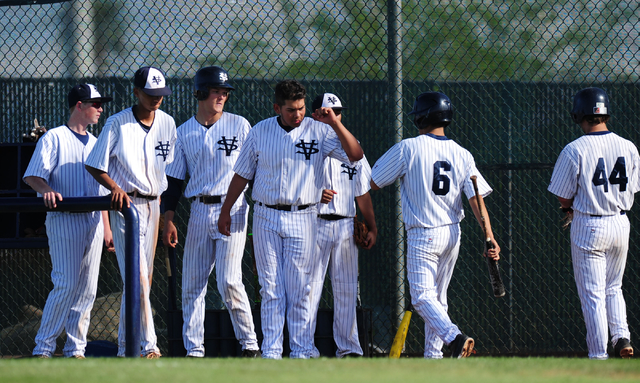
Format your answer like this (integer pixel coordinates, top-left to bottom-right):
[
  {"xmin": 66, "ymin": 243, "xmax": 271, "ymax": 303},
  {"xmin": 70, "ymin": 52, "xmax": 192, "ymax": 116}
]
[
  {"xmin": 571, "ymin": 87, "xmax": 610, "ymax": 124},
  {"xmin": 409, "ymin": 92, "xmax": 453, "ymax": 129},
  {"xmin": 194, "ymin": 66, "xmax": 234, "ymax": 100}
]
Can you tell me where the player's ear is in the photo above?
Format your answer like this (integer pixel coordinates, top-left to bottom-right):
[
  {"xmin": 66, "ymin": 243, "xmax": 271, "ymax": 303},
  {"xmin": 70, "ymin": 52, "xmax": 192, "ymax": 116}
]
[{"xmin": 273, "ymin": 103, "xmax": 281, "ymax": 115}]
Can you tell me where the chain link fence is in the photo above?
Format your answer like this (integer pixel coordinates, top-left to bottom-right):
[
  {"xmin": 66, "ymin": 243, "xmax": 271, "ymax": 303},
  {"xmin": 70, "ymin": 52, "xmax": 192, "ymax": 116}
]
[{"xmin": 1, "ymin": 0, "xmax": 639, "ymax": 357}]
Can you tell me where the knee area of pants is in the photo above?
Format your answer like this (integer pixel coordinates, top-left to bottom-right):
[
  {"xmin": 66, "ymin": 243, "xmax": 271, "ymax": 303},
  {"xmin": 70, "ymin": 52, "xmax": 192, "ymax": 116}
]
[{"xmin": 411, "ymin": 288, "xmax": 437, "ymax": 303}]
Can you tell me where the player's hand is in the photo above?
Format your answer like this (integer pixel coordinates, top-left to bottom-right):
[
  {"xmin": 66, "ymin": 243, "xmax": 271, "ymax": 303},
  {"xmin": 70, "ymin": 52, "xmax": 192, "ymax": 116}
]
[
  {"xmin": 312, "ymin": 107, "xmax": 338, "ymax": 126},
  {"xmin": 110, "ymin": 186, "xmax": 130, "ymax": 211},
  {"xmin": 104, "ymin": 229, "xmax": 115, "ymax": 253},
  {"xmin": 163, "ymin": 220, "xmax": 179, "ymax": 247},
  {"xmin": 320, "ymin": 189, "xmax": 337, "ymax": 204},
  {"xmin": 42, "ymin": 190, "xmax": 63, "ymax": 209},
  {"xmin": 484, "ymin": 238, "xmax": 500, "ymax": 261},
  {"xmin": 362, "ymin": 229, "xmax": 377, "ymax": 250},
  {"xmin": 218, "ymin": 210, "xmax": 232, "ymax": 236}
]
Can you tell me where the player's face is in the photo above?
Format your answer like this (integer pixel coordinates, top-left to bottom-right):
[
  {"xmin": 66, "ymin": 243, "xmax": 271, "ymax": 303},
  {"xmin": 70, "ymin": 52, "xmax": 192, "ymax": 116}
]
[
  {"xmin": 274, "ymin": 98, "xmax": 305, "ymax": 128},
  {"xmin": 203, "ymin": 87, "xmax": 229, "ymax": 115},
  {"xmin": 134, "ymin": 88, "xmax": 164, "ymax": 113},
  {"xmin": 80, "ymin": 101, "xmax": 103, "ymax": 125}
]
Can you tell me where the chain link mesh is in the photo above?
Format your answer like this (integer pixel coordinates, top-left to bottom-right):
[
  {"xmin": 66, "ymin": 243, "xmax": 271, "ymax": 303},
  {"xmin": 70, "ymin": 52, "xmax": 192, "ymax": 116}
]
[{"xmin": 1, "ymin": 0, "xmax": 639, "ymax": 357}]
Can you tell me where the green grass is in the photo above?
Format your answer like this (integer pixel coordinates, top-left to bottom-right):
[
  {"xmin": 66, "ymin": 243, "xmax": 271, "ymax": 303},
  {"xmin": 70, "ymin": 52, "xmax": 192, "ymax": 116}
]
[{"xmin": 1, "ymin": 357, "xmax": 640, "ymax": 383}]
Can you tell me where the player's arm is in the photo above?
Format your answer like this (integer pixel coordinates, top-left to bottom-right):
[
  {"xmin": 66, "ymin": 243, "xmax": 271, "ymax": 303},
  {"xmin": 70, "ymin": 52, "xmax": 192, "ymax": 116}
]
[
  {"xmin": 320, "ymin": 189, "xmax": 337, "ymax": 204},
  {"xmin": 557, "ymin": 196, "xmax": 573, "ymax": 209},
  {"xmin": 313, "ymin": 108, "xmax": 363, "ymax": 161},
  {"xmin": 355, "ymin": 192, "xmax": 377, "ymax": 249},
  {"xmin": 161, "ymin": 176, "xmax": 184, "ymax": 248},
  {"xmin": 85, "ymin": 165, "xmax": 130, "ymax": 210},
  {"xmin": 370, "ymin": 180, "xmax": 381, "ymax": 191},
  {"xmin": 469, "ymin": 195, "xmax": 500, "ymax": 260},
  {"xmin": 102, "ymin": 211, "xmax": 115, "ymax": 252},
  {"xmin": 23, "ymin": 176, "xmax": 62, "ymax": 209},
  {"xmin": 218, "ymin": 173, "xmax": 250, "ymax": 236}
]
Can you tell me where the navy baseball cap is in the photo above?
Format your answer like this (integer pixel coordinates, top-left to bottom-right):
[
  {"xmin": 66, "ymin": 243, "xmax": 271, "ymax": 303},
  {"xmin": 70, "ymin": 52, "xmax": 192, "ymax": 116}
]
[
  {"xmin": 312, "ymin": 93, "xmax": 347, "ymax": 111},
  {"xmin": 134, "ymin": 66, "xmax": 172, "ymax": 96},
  {"xmin": 68, "ymin": 84, "xmax": 113, "ymax": 108}
]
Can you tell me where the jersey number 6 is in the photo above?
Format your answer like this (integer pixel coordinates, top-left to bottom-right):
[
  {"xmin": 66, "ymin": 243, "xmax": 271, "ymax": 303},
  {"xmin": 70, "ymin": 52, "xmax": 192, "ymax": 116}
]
[
  {"xmin": 592, "ymin": 157, "xmax": 627, "ymax": 192},
  {"xmin": 433, "ymin": 161, "xmax": 451, "ymax": 195}
]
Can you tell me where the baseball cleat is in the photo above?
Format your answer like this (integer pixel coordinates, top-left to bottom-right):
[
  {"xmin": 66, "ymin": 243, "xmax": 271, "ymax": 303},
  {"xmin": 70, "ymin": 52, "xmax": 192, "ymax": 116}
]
[
  {"xmin": 143, "ymin": 352, "xmax": 162, "ymax": 359},
  {"xmin": 33, "ymin": 354, "xmax": 50, "ymax": 359},
  {"xmin": 449, "ymin": 333, "xmax": 474, "ymax": 359},
  {"xmin": 241, "ymin": 349, "xmax": 262, "ymax": 358},
  {"xmin": 69, "ymin": 355, "xmax": 85, "ymax": 359},
  {"xmin": 614, "ymin": 338, "xmax": 633, "ymax": 359}
]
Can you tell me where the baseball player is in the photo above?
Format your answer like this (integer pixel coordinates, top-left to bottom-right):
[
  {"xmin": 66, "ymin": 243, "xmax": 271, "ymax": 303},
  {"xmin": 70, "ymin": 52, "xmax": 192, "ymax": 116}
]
[
  {"xmin": 218, "ymin": 80, "xmax": 363, "ymax": 359},
  {"xmin": 370, "ymin": 92, "xmax": 500, "ymax": 359},
  {"xmin": 308, "ymin": 93, "xmax": 377, "ymax": 358},
  {"xmin": 162, "ymin": 66, "xmax": 260, "ymax": 358},
  {"xmin": 548, "ymin": 87, "xmax": 637, "ymax": 359},
  {"xmin": 25, "ymin": 84, "xmax": 113, "ymax": 358},
  {"xmin": 86, "ymin": 67, "xmax": 177, "ymax": 358}
]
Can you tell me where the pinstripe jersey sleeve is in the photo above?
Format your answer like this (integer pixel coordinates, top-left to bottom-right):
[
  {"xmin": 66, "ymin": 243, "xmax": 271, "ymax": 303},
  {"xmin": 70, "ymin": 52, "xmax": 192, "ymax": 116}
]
[
  {"xmin": 371, "ymin": 142, "xmax": 406, "ymax": 188},
  {"xmin": 548, "ymin": 146, "xmax": 579, "ymax": 200},
  {"xmin": 165, "ymin": 134, "xmax": 187, "ymax": 180},
  {"xmin": 86, "ymin": 115, "xmax": 118, "ymax": 173},
  {"xmin": 24, "ymin": 128, "xmax": 58, "ymax": 182},
  {"xmin": 461, "ymin": 161, "xmax": 492, "ymax": 200},
  {"xmin": 323, "ymin": 126, "xmax": 351, "ymax": 164},
  {"xmin": 355, "ymin": 155, "xmax": 372, "ymax": 197},
  {"xmin": 233, "ymin": 126, "xmax": 258, "ymax": 180}
]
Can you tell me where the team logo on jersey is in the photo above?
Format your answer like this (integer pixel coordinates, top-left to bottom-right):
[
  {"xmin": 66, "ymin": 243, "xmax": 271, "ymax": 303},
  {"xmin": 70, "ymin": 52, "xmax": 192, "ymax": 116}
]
[
  {"xmin": 217, "ymin": 136, "xmax": 239, "ymax": 156},
  {"xmin": 295, "ymin": 139, "xmax": 319, "ymax": 160},
  {"xmin": 156, "ymin": 141, "xmax": 171, "ymax": 161},
  {"xmin": 341, "ymin": 163, "xmax": 357, "ymax": 180}
]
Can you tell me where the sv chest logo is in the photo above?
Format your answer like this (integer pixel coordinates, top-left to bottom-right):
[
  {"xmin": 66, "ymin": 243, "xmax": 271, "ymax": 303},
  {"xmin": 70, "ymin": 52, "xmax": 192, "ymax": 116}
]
[
  {"xmin": 341, "ymin": 163, "xmax": 357, "ymax": 180},
  {"xmin": 156, "ymin": 141, "xmax": 171, "ymax": 161},
  {"xmin": 217, "ymin": 136, "xmax": 238, "ymax": 156},
  {"xmin": 295, "ymin": 139, "xmax": 319, "ymax": 160}
]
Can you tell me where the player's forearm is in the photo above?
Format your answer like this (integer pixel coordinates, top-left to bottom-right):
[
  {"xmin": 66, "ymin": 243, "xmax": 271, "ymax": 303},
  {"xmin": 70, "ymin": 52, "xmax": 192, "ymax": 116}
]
[
  {"xmin": 85, "ymin": 165, "xmax": 120, "ymax": 192},
  {"xmin": 469, "ymin": 196, "xmax": 495, "ymax": 239},
  {"xmin": 558, "ymin": 197, "xmax": 574, "ymax": 209},
  {"xmin": 331, "ymin": 120, "xmax": 363, "ymax": 161},
  {"xmin": 221, "ymin": 174, "xmax": 250, "ymax": 213},
  {"xmin": 23, "ymin": 176, "xmax": 54, "ymax": 195},
  {"xmin": 164, "ymin": 210, "xmax": 175, "ymax": 222},
  {"xmin": 355, "ymin": 193, "xmax": 377, "ymax": 235}
]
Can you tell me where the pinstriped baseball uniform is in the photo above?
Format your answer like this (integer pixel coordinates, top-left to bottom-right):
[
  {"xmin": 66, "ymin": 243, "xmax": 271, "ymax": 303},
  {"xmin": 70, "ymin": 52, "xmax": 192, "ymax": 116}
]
[
  {"xmin": 371, "ymin": 133, "xmax": 491, "ymax": 359},
  {"xmin": 310, "ymin": 156, "xmax": 371, "ymax": 357},
  {"xmin": 233, "ymin": 116, "xmax": 352, "ymax": 359},
  {"xmin": 165, "ymin": 114, "xmax": 259, "ymax": 356},
  {"xmin": 86, "ymin": 107, "xmax": 176, "ymax": 357},
  {"xmin": 548, "ymin": 131, "xmax": 640, "ymax": 359},
  {"xmin": 25, "ymin": 126, "xmax": 107, "ymax": 358}
]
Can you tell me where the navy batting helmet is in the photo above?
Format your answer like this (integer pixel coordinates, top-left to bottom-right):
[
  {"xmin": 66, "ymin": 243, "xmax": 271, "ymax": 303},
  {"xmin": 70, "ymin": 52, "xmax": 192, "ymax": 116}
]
[
  {"xmin": 571, "ymin": 87, "xmax": 609, "ymax": 124},
  {"xmin": 194, "ymin": 66, "xmax": 234, "ymax": 100},
  {"xmin": 409, "ymin": 92, "xmax": 453, "ymax": 129}
]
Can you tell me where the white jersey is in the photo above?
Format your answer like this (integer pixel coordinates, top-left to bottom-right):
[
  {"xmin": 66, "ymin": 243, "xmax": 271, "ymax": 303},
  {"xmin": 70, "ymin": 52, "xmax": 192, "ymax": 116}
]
[
  {"xmin": 548, "ymin": 131, "xmax": 640, "ymax": 215},
  {"xmin": 371, "ymin": 133, "xmax": 491, "ymax": 229},
  {"xmin": 233, "ymin": 116, "xmax": 351, "ymax": 205},
  {"xmin": 166, "ymin": 113, "xmax": 250, "ymax": 207},
  {"xmin": 317, "ymin": 156, "xmax": 371, "ymax": 217},
  {"xmin": 86, "ymin": 107, "xmax": 177, "ymax": 196},
  {"xmin": 24, "ymin": 125, "xmax": 107, "ymax": 197}
]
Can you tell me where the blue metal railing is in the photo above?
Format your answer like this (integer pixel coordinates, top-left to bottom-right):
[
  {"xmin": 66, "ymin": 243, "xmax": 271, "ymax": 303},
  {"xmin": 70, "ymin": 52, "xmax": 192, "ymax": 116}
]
[{"xmin": 0, "ymin": 196, "xmax": 141, "ymax": 357}]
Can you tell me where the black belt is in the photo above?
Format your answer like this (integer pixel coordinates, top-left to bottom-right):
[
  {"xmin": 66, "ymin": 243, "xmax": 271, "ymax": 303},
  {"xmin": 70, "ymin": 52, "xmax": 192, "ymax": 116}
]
[
  {"xmin": 127, "ymin": 191, "xmax": 157, "ymax": 201},
  {"xmin": 318, "ymin": 214, "xmax": 348, "ymax": 221},
  {"xmin": 257, "ymin": 202, "xmax": 311, "ymax": 211},
  {"xmin": 192, "ymin": 195, "xmax": 222, "ymax": 204},
  {"xmin": 590, "ymin": 211, "xmax": 627, "ymax": 218}
]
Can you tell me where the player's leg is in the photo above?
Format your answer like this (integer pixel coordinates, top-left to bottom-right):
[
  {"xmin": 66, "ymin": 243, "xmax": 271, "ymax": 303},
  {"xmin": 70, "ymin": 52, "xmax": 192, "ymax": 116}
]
[
  {"xmin": 253, "ymin": 205, "xmax": 286, "ymax": 359},
  {"xmin": 214, "ymin": 204, "xmax": 259, "ymax": 352},
  {"xmin": 571, "ymin": 214, "xmax": 608, "ymax": 359},
  {"xmin": 329, "ymin": 217, "xmax": 362, "ymax": 357},
  {"xmin": 423, "ymin": 224, "xmax": 461, "ymax": 358},
  {"xmin": 63, "ymin": 212, "xmax": 103, "ymax": 357},
  {"xmin": 33, "ymin": 213, "xmax": 86, "ymax": 357},
  {"xmin": 406, "ymin": 225, "xmax": 461, "ymax": 359},
  {"xmin": 281, "ymin": 208, "xmax": 317, "ymax": 359},
  {"xmin": 182, "ymin": 202, "xmax": 215, "ymax": 357},
  {"xmin": 139, "ymin": 199, "xmax": 161, "ymax": 356},
  {"xmin": 309, "ymin": 218, "xmax": 334, "ymax": 357},
  {"xmin": 604, "ymin": 214, "xmax": 631, "ymax": 350}
]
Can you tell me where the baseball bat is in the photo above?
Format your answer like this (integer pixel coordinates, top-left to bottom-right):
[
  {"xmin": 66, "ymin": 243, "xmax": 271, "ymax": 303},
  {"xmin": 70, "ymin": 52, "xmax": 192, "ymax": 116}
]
[
  {"xmin": 165, "ymin": 246, "xmax": 178, "ymax": 311},
  {"xmin": 389, "ymin": 307, "xmax": 412, "ymax": 359},
  {"xmin": 470, "ymin": 176, "xmax": 506, "ymax": 298}
]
